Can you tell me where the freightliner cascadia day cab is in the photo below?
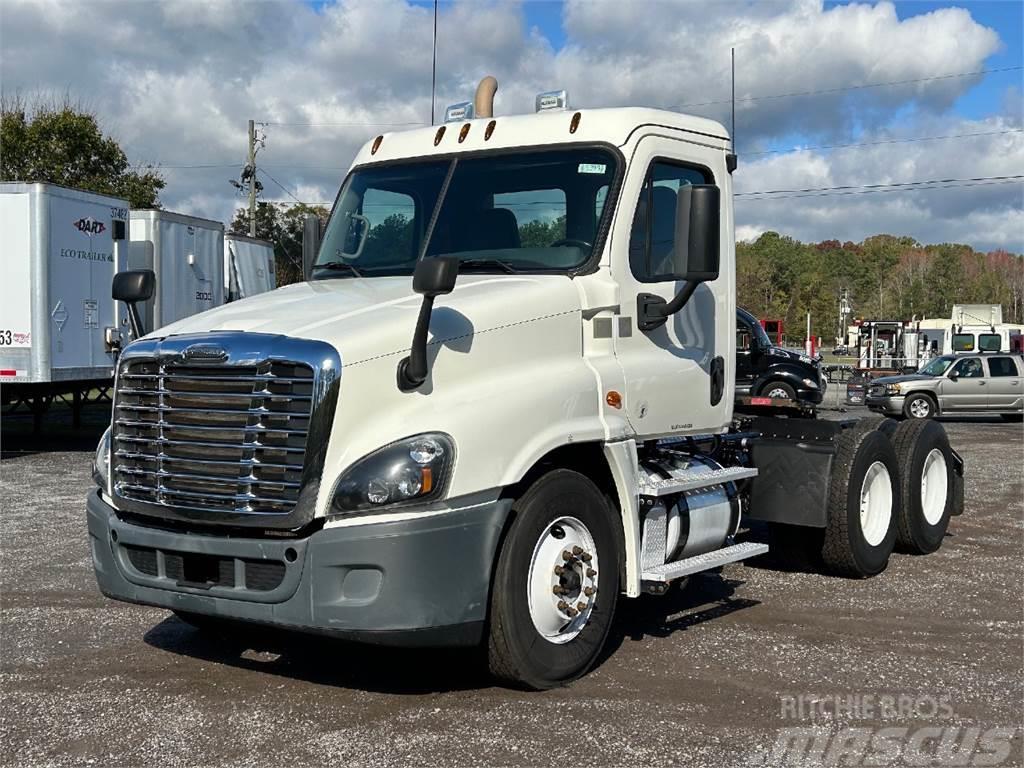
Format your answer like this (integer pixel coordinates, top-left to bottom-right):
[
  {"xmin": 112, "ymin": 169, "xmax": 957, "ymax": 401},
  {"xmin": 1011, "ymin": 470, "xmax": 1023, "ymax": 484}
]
[{"xmin": 88, "ymin": 78, "xmax": 964, "ymax": 689}]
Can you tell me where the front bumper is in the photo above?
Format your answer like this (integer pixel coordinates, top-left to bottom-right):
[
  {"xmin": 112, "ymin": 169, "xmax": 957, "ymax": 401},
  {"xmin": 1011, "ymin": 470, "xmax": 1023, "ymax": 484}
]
[
  {"xmin": 87, "ymin": 489, "xmax": 511, "ymax": 647},
  {"xmin": 865, "ymin": 394, "xmax": 905, "ymax": 415}
]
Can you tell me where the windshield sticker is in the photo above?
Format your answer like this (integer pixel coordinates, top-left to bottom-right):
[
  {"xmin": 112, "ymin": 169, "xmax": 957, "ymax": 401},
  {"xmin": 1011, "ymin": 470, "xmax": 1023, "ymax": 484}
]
[{"xmin": 578, "ymin": 163, "xmax": 607, "ymax": 175}]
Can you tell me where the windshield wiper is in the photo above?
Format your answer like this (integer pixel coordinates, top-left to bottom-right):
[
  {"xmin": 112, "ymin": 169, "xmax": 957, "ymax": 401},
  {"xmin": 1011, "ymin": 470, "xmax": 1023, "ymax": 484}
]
[
  {"xmin": 458, "ymin": 258, "xmax": 520, "ymax": 274},
  {"xmin": 314, "ymin": 261, "xmax": 363, "ymax": 277}
]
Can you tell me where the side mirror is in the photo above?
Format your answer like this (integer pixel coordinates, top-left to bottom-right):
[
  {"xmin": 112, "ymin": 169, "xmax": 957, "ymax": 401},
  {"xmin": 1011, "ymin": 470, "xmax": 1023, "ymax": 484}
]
[
  {"xmin": 112, "ymin": 269, "xmax": 156, "ymax": 339},
  {"xmin": 673, "ymin": 184, "xmax": 720, "ymax": 281},
  {"xmin": 398, "ymin": 257, "xmax": 460, "ymax": 391},
  {"xmin": 638, "ymin": 184, "xmax": 720, "ymax": 331},
  {"xmin": 412, "ymin": 255, "xmax": 459, "ymax": 297},
  {"xmin": 948, "ymin": 370, "xmax": 959, "ymax": 381},
  {"xmin": 302, "ymin": 213, "xmax": 321, "ymax": 280}
]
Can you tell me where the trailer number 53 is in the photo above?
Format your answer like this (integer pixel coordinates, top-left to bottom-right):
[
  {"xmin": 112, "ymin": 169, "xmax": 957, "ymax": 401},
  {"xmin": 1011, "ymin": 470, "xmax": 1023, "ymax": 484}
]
[{"xmin": 0, "ymin": 330, "xmax": 14, "ymax": 345}]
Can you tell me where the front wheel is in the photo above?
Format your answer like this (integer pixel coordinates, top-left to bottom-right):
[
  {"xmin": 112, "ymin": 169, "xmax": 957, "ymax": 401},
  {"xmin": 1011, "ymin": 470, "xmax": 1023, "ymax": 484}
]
[
  {"xmin": 487, "ymin": 469, "xmax": 619, "ymax": 689},
  {"xmin": 762, "ymin": 381, "xmax": 796, "ymax": 400},
  {"xmin": 903, "ymin": 393, "xmax": 935, "ymax": 420}
]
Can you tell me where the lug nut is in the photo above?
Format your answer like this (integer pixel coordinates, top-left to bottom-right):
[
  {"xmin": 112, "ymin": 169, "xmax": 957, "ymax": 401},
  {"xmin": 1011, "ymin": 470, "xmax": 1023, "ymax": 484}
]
[
  {"xmin": 584, "ymin": 586, "xmax": 596, "ymax": 597},
  {"xmin": 586, "ymin": 568, "xmax": 597, "ymax": 578},
  {"xmin": 576, "ymin": 601, "xmax": 587, "ymax": 612},
  {"xmin": 557, "ymin": 600, "xmax": 568, "ymax": 611},
  {"xmin": 554, "ymin": 565, "xmax": 565, "ymax": 575},
  {"xmin": 572, "ymin": 546, "xmax": 583, "ymax": 555},
  {"xmin": 552, "ymin": 585, "xmax": 565, "ymax": 595},
  {"xmin": 581, "ymin": 553, "xmax": 593, "ymax": 563},
  {"xmin": 566, "ymin": 607, "xmax": 578, "ymax": 618},
  {"xmin": 562, "ymin": 550, "xmax": 573, "ymax": 561}
]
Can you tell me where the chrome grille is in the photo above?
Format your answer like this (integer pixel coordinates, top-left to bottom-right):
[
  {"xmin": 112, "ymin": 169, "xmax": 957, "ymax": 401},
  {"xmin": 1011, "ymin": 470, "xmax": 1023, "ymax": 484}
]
[{"xmin": 113, "ymin": 360, "xmax": 313, "ymax": 514}]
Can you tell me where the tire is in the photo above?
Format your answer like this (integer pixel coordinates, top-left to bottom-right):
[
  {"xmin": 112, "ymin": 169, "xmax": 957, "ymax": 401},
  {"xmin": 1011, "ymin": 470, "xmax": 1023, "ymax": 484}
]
[
  {"xmin": 858, "ymin": 415, "xmax": 898, "ymax": 438},
  {"xmin": 903, "ymin": 393, "xmax": 936, "ymax": 420},
  {"xmin": 821, "ymin": 426, "xmax": 900, "ymax": 577},
  {"xmin": 487, "ymin": 469, "xmax": 620, "ymax": 690},
  {"xmin": 761, "ymin": 381, "xmax": 796, "ymax": 400},
  {"xmin": 891, "ymin": 420, "xmax": 954, "ymax": 554}
]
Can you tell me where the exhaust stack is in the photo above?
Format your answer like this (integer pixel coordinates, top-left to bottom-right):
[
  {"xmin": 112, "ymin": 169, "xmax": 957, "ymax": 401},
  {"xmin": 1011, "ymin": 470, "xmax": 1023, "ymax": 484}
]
[{"xmin": 474, "ymin": 76, "xmax": 498, "ymax": 118}]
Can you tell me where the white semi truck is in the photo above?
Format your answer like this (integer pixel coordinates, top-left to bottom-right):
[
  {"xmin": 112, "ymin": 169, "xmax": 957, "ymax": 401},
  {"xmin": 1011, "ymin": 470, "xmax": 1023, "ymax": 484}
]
[{"xmin": 87, "ymin": 79, "xmax": 964, "ymax": 689}]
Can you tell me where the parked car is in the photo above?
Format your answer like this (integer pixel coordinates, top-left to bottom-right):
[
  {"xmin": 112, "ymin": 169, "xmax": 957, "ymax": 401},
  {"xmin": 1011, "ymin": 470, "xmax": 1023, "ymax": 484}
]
[
  {"xmin": 865, "ymin": 353, "xmax": 1024, "ymax": 420},
  {"xmin": 736, "ymin": 307, "xmax": 825, "ymax": 404}
]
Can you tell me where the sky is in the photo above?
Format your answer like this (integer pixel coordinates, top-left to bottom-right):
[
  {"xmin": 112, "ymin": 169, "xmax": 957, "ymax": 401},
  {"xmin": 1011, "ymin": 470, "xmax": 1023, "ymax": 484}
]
[{"xmin": 1, "ymin": 0, "xmax": 1022, "ymax": 251}]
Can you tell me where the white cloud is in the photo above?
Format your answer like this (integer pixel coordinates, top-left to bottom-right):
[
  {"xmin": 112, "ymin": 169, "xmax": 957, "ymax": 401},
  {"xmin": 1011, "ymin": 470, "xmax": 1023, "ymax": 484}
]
[{"xmin": 0, "ymin": 0, "xmax": 1019, "ymax": 250}]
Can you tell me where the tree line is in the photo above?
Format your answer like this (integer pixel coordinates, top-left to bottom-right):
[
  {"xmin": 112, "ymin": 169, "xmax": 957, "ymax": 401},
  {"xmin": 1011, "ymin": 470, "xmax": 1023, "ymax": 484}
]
[{"xmin": 738, "ymin": 232, "xmax": 1024, "ymax": 344}]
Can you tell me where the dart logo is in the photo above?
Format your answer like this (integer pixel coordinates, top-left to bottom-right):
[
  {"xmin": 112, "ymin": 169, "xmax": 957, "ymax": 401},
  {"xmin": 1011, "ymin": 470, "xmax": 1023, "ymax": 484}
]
[{"xmin": 74, "ymin": 217, "xmax": 106, "ymax": 235}]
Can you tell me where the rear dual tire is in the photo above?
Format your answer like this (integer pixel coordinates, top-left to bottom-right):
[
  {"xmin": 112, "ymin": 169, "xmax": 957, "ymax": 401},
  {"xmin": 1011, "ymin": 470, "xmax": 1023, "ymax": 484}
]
[{"xmin": 889, "ymin": 419, "xmax": 954, "ymax": 554}]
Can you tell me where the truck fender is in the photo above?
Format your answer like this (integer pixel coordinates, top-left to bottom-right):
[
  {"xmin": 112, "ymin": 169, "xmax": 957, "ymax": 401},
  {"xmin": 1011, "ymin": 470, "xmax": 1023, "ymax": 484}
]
[
  {"xmin": 603, "ymin": 439, "xmax": 642, "ymax": 598},
  {"xmin": 752, "ymin": 366, "xmax": 806, "ymax": 396}
]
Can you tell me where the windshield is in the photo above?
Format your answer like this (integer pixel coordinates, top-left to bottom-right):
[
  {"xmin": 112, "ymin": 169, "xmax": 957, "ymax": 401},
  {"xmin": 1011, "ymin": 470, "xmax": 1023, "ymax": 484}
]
[
  {"xmin": 313, "ymin": 147, "xmax": 618, "ymax": 278},
  {"xmin": 920, "ymin": 356, "xmax": 954, "ymax": 376}
]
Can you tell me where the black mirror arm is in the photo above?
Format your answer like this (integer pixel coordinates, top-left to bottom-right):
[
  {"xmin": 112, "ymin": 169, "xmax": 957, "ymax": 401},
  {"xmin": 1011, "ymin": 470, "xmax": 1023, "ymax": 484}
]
[
  {"xmin": 637, "ymin": 280, "xmax": 699, "ymax": 332},
  {"xmin": 397, "ymin": 296, "xmax": 436, "ymax": 391},
  {"xmin": 125, "ymin": 303, "xmax": 145, "ymax": 339}
]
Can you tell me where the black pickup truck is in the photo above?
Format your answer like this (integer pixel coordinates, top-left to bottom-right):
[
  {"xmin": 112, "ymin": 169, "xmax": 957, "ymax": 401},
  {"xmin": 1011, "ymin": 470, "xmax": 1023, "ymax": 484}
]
[{"xmin": 736, "ymin": 307, "xmax": 825, "ymax": 404}]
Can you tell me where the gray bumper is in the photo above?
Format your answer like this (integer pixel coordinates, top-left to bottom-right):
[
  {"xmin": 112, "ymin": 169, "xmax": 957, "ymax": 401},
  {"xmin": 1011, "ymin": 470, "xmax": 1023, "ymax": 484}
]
[
  {"xmin": 866, "ymin": 395, "xmax": 904, "ymax": 415},
  {"xmin": 87, "ymin": 489, "xmax": 511, "ymax": 647}
]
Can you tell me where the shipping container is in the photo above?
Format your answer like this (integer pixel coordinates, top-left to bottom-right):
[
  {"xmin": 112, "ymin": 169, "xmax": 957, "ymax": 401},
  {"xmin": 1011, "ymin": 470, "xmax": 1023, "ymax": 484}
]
[
  {"xmin": 128, "ymin": 210, "xmax": 225, "ymax": 329},
  {"xmin": 0, "ymin": 183, "xmax": 128, "ymax": 385},
  {"xmin": 224, "ymin": 233, "xmax": 276, "ymax": 301}
]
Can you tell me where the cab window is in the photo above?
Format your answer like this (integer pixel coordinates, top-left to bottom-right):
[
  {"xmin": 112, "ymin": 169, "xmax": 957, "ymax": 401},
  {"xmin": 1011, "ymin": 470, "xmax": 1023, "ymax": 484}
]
[
  {"xmin": 951, "ymin": 358, "xmax": 983, "ymax": 378},
  {"xmin": 987, "ymin": 357, "xmax": 1019, "ymax": 377},
  {"xmin": 978, "ymin": 333, "xmax": 1001, "ymax": 352},
  {"xmin": 951, "ymin": 334, "xmax": 974, "ymax": 352},
  {"xmin": 629, "ymin": 161, "xmax": 710, "ymax": 282}
]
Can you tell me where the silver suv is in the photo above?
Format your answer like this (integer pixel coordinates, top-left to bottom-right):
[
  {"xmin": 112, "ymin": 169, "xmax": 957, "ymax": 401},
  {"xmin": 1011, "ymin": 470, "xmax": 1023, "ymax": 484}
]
[{"xmin": 865, "ymin": 354, "xmax": 1024, "ymax": 420}]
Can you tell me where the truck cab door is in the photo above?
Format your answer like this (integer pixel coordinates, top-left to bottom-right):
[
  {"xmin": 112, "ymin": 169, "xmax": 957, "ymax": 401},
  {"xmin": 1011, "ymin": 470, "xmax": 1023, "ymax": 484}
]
[
  {"xmin": 735, "ymin": 319, "xmax": 756, "ymax": 395},
  {"xmin": 609, "ymin": 135, "xmax": 732, "ymax": 439}
]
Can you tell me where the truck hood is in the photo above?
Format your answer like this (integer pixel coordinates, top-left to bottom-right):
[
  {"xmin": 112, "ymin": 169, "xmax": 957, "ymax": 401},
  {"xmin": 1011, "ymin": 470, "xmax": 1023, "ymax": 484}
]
[
  {"xmin": 150, "ymin": 274, "xmax": 582, "ymax": 365},
  {"xmin": 870, "ymin": 374, "xmax": 935, "ymax": 386}
]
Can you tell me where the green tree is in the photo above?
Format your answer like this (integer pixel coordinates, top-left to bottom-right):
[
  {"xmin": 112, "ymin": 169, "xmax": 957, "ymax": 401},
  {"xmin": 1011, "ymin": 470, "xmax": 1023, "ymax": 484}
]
[
  {"xmin": 0, "ymin": 96, "xmax": 164, "ymax": 207},
  {"xmin": 231, "ymin": 201, "xmax": 329, "ymax": 286}
]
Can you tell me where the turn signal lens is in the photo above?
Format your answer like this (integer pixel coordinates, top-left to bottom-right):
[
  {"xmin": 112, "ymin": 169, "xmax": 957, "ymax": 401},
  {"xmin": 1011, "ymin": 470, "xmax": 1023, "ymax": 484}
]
[{"xmin": 606, "ymin": 391, "xmax": 622, "ymax": 409}]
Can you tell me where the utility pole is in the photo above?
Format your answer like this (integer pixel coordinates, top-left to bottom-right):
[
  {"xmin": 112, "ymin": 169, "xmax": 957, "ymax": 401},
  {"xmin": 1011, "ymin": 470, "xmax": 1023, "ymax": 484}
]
[{"xmin": 247, "ymin": 119, "xmax": 257, "ymax": 237}]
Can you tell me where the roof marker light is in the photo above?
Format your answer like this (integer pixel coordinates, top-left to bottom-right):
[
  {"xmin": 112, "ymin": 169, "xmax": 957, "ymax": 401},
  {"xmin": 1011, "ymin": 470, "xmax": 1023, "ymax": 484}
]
[
  {"xmin": 444, "ymin": 101, "xmax": 474, "ymax": 123},
  {"xmin": 434, "ymin": 126, "xmax": 446, "ymax": 146},
  {"xmin": 536, "ymin": 89, "xmax": 568, "ymax": 112},
  {"xmin": 569, "ymin": 111, "xmax": 581, "ymax": 134},
  {"xmin": 484, "ymin": 120, "xmax": 496, "ymax": 140},
  {"xmin": 371, "ymin": 134, "xmax": 383, "ymax": 154},
  {"xmin": 458, "ymin": 123, "xmax": 470, "ymax": 143}
]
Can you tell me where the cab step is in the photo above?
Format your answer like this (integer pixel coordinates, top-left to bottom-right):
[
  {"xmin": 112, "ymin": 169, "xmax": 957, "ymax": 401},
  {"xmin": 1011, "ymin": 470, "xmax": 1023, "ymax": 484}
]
[
  {"xmin": 640, "ymin": 541, "xmax": 769, "ymax": 583},
  {"xmin": 638, "ymin": 465, "xmax": 758, "ymax": 497}
]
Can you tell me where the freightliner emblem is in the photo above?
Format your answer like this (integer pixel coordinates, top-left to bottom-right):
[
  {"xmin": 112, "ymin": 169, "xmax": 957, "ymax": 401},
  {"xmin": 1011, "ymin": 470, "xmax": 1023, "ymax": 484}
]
[{"xmin": 180, "ymin": 344, "xmax": 228, "ymax": 363}]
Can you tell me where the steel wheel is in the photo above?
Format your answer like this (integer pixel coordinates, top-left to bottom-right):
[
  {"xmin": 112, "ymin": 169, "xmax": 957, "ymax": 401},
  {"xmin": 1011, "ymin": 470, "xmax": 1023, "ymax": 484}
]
[
  {"xmin": 766, "ymin": 386, "xmax": 792, "ymax": 399},
  {"xmin": 919, "ymin": 448, "xmax": 948, "ymax": 526},
  {"xmin": 859, "ymin": 460, "xmax": 893, "ymax": 547},
  {"xmin": 527, "ymin": 516, "xmax": 599, "ymax": 644}
]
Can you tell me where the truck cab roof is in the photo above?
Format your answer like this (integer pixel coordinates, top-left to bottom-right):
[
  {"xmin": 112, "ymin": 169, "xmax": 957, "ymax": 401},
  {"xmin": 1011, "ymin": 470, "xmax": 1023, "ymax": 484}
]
[{"xmin": 351, "ymin": 107, "xmax": 731, "ymax": 168}]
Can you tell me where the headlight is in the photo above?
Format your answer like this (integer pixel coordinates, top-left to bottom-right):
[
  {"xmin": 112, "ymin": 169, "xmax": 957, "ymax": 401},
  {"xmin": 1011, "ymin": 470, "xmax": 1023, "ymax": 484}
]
[
  {"xmin": 802, "ymin": 377, "xmax": 819, "ymax": 389},
  {"xmin": 884, "ymin": 383, "xmax": 902, "ymax": 394},
  {"xmin": 92, "ymin": 426, "xmax": 111, "ymax": 490},
  {"xmin": 331, "ymin": 433, "xmax": 454, "ymax": 515}
]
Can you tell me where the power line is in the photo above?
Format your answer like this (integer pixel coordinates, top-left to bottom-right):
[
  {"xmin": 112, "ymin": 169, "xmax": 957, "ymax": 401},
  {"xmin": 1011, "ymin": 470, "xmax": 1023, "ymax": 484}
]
[
  {"xmin": 743, "ymin": 128, "xmax": 1024, "ymax": 157},
  {"xmin": 260, "ymin": 120, "xmax": 426, "ymax": 128},
  {"xmin": 257, "ymin": 168, "xmax": 305, "ymax": 205},
  {"xmin": 735, "ymin": 174, "xmax": 1024, "ymax": 197},
  {"xmin": 677, "ymin": 65, "xmax": 1023, "ymax": 109},
  {"xmin": 736, "ymin": 176, "xmax": 1024, "ymax": 201}
]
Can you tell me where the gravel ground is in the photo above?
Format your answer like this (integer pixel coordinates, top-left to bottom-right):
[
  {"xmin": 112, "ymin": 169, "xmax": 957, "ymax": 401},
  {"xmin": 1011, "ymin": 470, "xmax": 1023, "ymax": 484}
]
[{"xmin": 1, "ymin": 398, "xmax": 1021, "ymax": 767}]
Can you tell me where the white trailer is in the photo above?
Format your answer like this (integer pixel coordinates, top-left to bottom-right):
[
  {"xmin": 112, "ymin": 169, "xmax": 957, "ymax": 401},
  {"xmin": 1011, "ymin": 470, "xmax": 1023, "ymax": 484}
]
[
  {"xmin": 1, "ymin": 183, "xmax": 130, "ymax": 425},
  {"xmin": 224, "ymin": 233, "xmax": 276, "ymax": 301},
  {"xmin": 128, "ymin": 210, "xmax": 224, "ymax": 330}
]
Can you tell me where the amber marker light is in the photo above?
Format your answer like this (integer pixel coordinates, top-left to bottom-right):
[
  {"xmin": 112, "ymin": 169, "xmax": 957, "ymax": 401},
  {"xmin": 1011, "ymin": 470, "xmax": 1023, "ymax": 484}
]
[
  {"xmin": 421, "ymin": 466, "xmax": 434, "ymax": 493},
  {"xmin": 434, "ymin": 126, "xmax": 446, "ymax": 145},
  {"xmin": 484, "ymin": 120, "xmax": 496, "ymax": 140},
  {"xmin": 371, "ymin": 135, "xmax": 384, "ymax": 154},
  {"xmin": 569, "ymin": 111, "xmax": 581, "ymax": 134},
  {"xmin": 606, "ymin": 391, "xmax": 622, "ymax": 409},
  {"xmin": 458, "ymin": 123, "xmax": 471, "ymax": 143}
]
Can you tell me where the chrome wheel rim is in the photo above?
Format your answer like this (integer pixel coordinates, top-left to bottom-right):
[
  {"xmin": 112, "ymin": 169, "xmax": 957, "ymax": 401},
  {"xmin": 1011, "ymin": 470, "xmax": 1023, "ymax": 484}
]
[
  {"xmin": 909, "ymin": 398, "xmax": 931, "ymax": 418},
  {"xmin": 859, "ymin": 461, "xmax": 893, "ymax": 547},
  {"xmin": 527, "ymin": 516, "xmax": 599, "ymax": 644},
  {"xmin": 920, "ymin": 448, "xmax": 948, "ymax": 525}
]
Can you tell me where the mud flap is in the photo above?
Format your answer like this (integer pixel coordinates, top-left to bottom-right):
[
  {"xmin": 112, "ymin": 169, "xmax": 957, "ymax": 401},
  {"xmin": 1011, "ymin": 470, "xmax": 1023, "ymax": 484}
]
[{"xmin": 950, "ymin": 448, "xmax": 965, "ymax": 516}]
